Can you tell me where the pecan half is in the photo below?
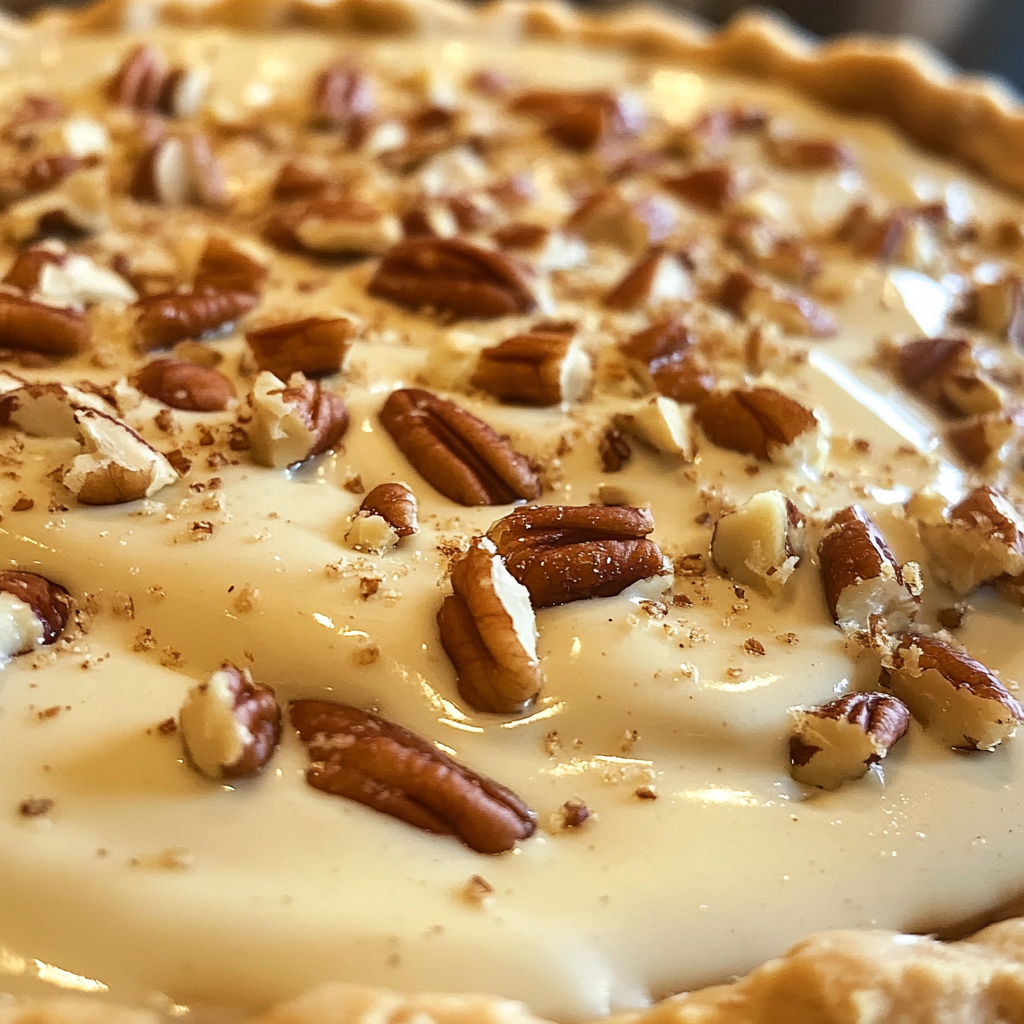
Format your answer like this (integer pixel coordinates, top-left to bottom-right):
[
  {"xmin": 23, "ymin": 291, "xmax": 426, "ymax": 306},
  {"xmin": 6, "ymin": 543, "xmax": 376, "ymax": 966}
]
[
  {"xmin": 712, "ymin": 490, "xmax": 806, "ymax": 595},
  {"xmin": 289, "ymin": 700, "xmax": 536, "ymax": 853},
  {"xmin": 367, "ymin": 238, "xmax": 537, "ymax": 319},
  {"xmin": 486, "ymin": 504, "xmax": 667, "ymax": 608},
  {"xmin": 380, "ymin": 388, "xmax": 539, "ymax": 506},
  {"xmin": 248, "ymin": 371, "xmax": 349, "ymax": 469},
  {"xmin": 192, "ymin": 236, "xmax": 268, "ymax": 294},
  {"xmin": 310, "ymin": 62, "xmax": 374, "ymax": 139},
  {"xmin": 882, "ymin": 634, "xmax": 1024, "ymax": 751},
  {"xmin": 135, "ymin": 288, "xmax": 258, "ymax": 352},
  {"xmin": 346, "ymin": 481, "xmax": 419, "ymax": 553},
  {"xmin": 817, "ymin": 505, "xmax": 921, "ymax": 635},
  {"xmin": 438, "ymin": 537, "xmax": 543, "ymax": 714},
  {"xmin": 107, "ymin": 44, "xmax": 167, "ymax": 109},
  {"xmin": 789, "ymin": 692, "xmax": 910, "ymax": 790},
  {"xmin": 694, "ymin": 386, "xmax": 820, "ymax": 465},
  {"xmin": 471, "ymin": 330, "xmax": 592, "ymax": 407},
  {"xmin": 246, "ymin": 316, "xmax": 356, "ymax": 379},
  {"xmin": 131, "ymin": 358, "xmax": 236, "ymax": 412},
  {"xmin": 509, "ymin": 89, "xmax": 642, "ymax": 153},
  {"xmin": 0, "ymin": 292, "xmax": 89, "ymax": 356},
  {"xmin": 0, "ymin": 571, "xmax": 73, "ymax": 661},
  {"xmin": 180, "ymin": 665, "xmax": 281, "ymax": 780}
]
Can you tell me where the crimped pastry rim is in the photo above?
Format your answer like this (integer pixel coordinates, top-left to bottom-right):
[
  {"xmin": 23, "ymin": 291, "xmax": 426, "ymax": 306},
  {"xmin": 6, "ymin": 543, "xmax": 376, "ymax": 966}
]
[{"xmin": 1, "ymin": 2, "xmax": 1024, "ymax": 1023}]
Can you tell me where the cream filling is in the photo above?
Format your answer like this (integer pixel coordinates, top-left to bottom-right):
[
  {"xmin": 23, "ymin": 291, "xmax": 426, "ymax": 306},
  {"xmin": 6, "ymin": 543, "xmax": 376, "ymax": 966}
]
[{"xmin": 0, "ymin": 22, "xmax": 1022, "ymax": 1024}]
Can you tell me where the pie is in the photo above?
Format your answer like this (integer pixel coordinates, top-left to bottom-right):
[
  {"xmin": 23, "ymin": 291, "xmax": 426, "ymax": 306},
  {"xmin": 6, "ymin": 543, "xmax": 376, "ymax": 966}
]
[{"xmin": 1, "ymin": 2, "xmax": 1024, "ymax": 1023}]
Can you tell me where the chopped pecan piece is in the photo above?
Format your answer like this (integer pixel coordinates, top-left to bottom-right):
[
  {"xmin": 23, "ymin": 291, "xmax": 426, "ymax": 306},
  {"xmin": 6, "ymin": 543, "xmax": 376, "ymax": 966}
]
[
  {"xmin": 438, "ymin": 537, "xmax": 543, "ymax": 714},
  {"xmin": 130, "ymin": 133, "xmax": 227, "ymax": 209},
  {"xmin": 107, "ymin": 44, "xmax": 166, "ymax": 109},
  {"xmin": 509, "ymin": 89, "xmax": 642, "ymax": 153},
  {"xmin": 615, "ymin": 396, "xmax": 694, "ymax": 459},
  {"xmin": 566, "ymin": 189, "xmax": 675, "ymax": 255},
  {"xmin": 265, "ymin": 197, "xmax": 401, "ymax": 256},
  {"xmin": 5, "ymin": 247, "xmax": 135, "ymax": 306},
  {"xmin": 0, "ymin": 571, "xmax": 73, "ymax": 662},
  {"xmin": 662, "ymin": 164, "xmax": 744, "ymax": 212},
  {"xmin": 766, "ymin": 136, "xmax": 855, "ymax": 171},
  {"xmin": 694, "ymin": 386, "xmax": 821, "ymax": 465},
  {"xmin": 486, "ymin": 504, "xmax": 667, "ymax": 608},
  {"xmin": 248, "ymin": 371, "xmax": 349, "ymax": 469},
  {"xmin": 380, "ymin": 388, "xmax": 539, "ymax": 506},
  {"xmin": 20, "ymin": 154, "xmax": 99, "ymax": 197},
  {"xmin": 0, "ymin": 292, "xmax": 89, "ymax": 356},
  {"xmin": 620, "ymin": 318, "xmax": 713, "ymax": 403},
  {"xmin": 180, "ymin": 665, "xmax": 281, "ymax": 780},
  {"xmin": 789, "ymin": 692, "xmax": 910, "ymax": 790},
  {"xmin": 604, "ymin": 249, "xmax": 693, "ymax": 311},
  {"xmin": 712, "ymin": 490, "xmax": 805, "ymax": 595},
  {"xmin": 961, "ymin": 271, "xmax": 1024, "ymax": 351},
  {"xmin": 157, "ymin": 66, "xmax": 210, "ymax": 119},
  {"xmin": 367, "ymin": 238, "xmax": 537, "ymax": 319},
  {"xmin": 131, "ymin": 358, "xmax": 236, "ymax": 412},
  {"xmin": 271, "ymin": 161, "xmax": 331, "ymax": 202},
  {"xmin": 289, "ymin": 700, "xmax": 536, "ymax": 853},
  {"xmin": 135, "ymin": 288, "xmax": 258, "ymax": 352},
  {"xmin": 882, "ymin": 635, "xmax": 1024, "ymax": 751},
  {"xmin": 310, "ymin": 61, "xmax": 374, "ymax": 139},
  {"xmin": 817, "ymin": 505, "xmax": 920, "ymax": 635},
  {"xmin": 717, "ymin": 269, "xmax": 837, "ymax": 337},
  {"xmin": 599, "ymin": 426, "xmax": 631, "ymax": 472},
  {"xmin": 471, "ymin": 330, "xmax": 592, "ymax": 406},
  {"xmin": 915, "ymin": 486, "xmax": 1024, "ymax": 599},
  {"xmin": 192, "ymin": 236, "xmax": 268, "ymax": 293},
  {"xmin": 246, "ymin": 317, "xmax": 356, "ymax": 379},
  {"xmin": 347, "ymin": 481, "xmax": 419, "ymax": 553},
  {"xmin": 946, "ymin": 410, "xmax": 1024, "ymax": 468},
  {"xmin": 895, "ymin": 337, "xmax": 1002, "ymax": 418}
]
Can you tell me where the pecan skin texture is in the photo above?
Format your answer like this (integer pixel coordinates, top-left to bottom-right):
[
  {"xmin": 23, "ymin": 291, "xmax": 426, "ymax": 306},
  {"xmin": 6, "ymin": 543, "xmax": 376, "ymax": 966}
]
[
  {"xmin": 193, "ymin": 237, "xmax": 268, "ymax": 293},
  {"xmin": 360, "ymin": 482, "xmax": 418, "ymax": 536},
  {"xmin": 131, "ymin": 358, "xmax": 236, "ymax": 412},
  {"xmin": 280, "ymin": 377, "xmax": 350, "ymax": 463},
  {"xmin": 694, "ymin": 387, "xmax": 816, "ymax": 461},
  {"xmin": 246, "ymin": 317, "xmax": 354, "ymax": 379},
  {"xmin": 380, "ymin": 388, "xmax": 540, "ymax": 507},
  {"xmin": 135, "ymin": 289, "xmax": 258, "ymax": 352},
  {"xmin": 0, "ymin": 293, "xmax": 89, "ymax": 356},
  {"xmin": 108, "ymin": 44, "xmax": 166, "ymax": 109},
  {"xmin": 310, "ymin": 62, "xmax": 374, "ymax": 140},
  {"xmin": 289, "ymin": 700, "xmax": 536, "ymax": 854},
  {"xmin": 471, "ymin": 330, "xmax": 577, "ymax": 407},
  {"xmin": 0, "ymin": 571, "xmax": 73, "ymax": 645},
  {"xmin": 486, "ymin": 504, "xmax": 666, "ymax": 608},
  {"xmin": 367, "ymin": 238, "xmax": 537, "ymax": 320}
]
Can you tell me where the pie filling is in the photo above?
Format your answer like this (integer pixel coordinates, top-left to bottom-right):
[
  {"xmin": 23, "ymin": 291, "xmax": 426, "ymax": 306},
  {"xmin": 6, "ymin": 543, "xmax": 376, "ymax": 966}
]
[{"xmin": 0, "ymin": 14, "xmax": 1023, "ymax": 1022}]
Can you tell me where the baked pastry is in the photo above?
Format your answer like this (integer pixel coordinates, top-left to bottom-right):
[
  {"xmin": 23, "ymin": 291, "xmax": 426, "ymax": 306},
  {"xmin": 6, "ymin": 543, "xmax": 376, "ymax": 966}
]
[{"xmin": 1, "ymin": 2, "xmax": 1024, "ymax": 1023}]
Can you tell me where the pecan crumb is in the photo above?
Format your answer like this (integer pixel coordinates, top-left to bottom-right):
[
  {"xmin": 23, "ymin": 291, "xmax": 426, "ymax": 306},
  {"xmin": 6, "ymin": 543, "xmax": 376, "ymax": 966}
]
[
  {"xmin": 155, "ymin": 717, "xmax": 178, "ymax": 735},
  {"xmin": 359, "ymin": 576, "xmax": 382, "ymax": 599},
  {"xmin": 342, "ymin": 471, "xmax": 365, "ymax": 494},
  {"xmin": 672, "ymin": 593, "xmax": 693, "ymax": 608},
  {"xmin": 744, "ymin": 637, "xmax": 767, "ymax": 656},
  {"xmin": 776, "ymin": 632, "xmax": 799, "ymax": 645},
  {"xmin": 11, "ymin": 494, "xmax": 34, "ymax": 511},
  {"xmin": 560, "ymin": 799, "xmax": 590, "ymax": 829},
  {"xmin": 159, "ymin": 646, "xmax": 184, "ymax": 668},
  {"xmin": 352, "ymin": 641, "xmax": 380, "ymax": 665},
  {"xmin": 937, "ymin": 604, "xmax": 967, "ymax": 630},
  {"xmin": 460, "ymin": 874, "xmax": 495, "ymax": 907},
  {"xmin": 133, "ymin": 628, "xmax": 158, "ymax": 651},
  {"xmin": 112, "ymin": 592, "xmax": 135, "ymax": 619},
  {"xmin": 674, "ymin": 553, "xmax": 706, "ymax": 577},
  {"xmin": 18, "ymin": 797, "xmax": 54, "ymax": 817},
  {"xmin": 634, "ymin": 786, "xmax": 658, "ymax": 800}
]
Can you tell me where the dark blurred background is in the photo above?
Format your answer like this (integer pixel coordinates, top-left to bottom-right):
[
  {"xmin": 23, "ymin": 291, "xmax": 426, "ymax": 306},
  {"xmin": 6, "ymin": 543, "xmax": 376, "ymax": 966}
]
[{"xmin": 1, "ymin": 0, "xmax": 1019, "ymax": 93}]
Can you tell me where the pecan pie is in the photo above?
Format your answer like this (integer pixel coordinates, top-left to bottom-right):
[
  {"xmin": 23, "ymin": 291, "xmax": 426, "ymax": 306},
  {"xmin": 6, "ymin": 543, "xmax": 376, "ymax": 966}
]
[{"xmin": 1, "ymin": 2, "xmax": 1024, "ymax": 1024}]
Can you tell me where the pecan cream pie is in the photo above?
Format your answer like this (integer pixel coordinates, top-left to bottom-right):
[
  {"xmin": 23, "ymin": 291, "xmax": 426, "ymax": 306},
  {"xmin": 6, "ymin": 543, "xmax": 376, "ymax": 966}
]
[{"xmin": 1, "ymin": 2, "xmax": 1024, "ymax": 1023}]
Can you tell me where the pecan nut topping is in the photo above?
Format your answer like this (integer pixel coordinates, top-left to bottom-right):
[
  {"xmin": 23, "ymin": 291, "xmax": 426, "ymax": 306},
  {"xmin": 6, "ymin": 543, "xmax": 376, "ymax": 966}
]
[
  {"xmin": 192, "ymin": 236, "xmax": 269, "ymax": 294},
  {"xmin": 471, "ymin": 329, "xmax": 592, "ymax": 407},
  {"xmin": 367, "ymin": 238, "xmax": 538, "ymax": 319},
  {"xmin": 289, "ymin": 700, "xmax": 536, "ymax": 853},
  {"xmin": 310, "ymin": 61, "xmax": 374, "ymax": 138},
  {"xmin": 360, "ymin": 482, "xmax": 419, "ymax": 537},
  {"xmin": 620, "ymin": 317, "xmax": 714, "ymax": 404},
  {"xmin": 486, "ymin": 504, "xmax": 668, "ymax": 608},
  {"xmin": 246, "ymin": 316, "xmax": 356, "ymax": 379},
  {"xmin": 380, "ymin": 388, "xmax": 540, "ymax": 506},
  {"xmin": 0, "ymin": 293, "xmax": 90, "ymax": 356},
  {"xmin": 134, "ymin": 288, "xmax": 259, "ymax": 352},
  {"xmin": 131, "ymin": 358, "xmax": 236, "ymax": 412},
  {"xmin": 509, "ymin": 89, "xmax": 642, "ymax": 153},
  {"xmin": 0, "ymin": 571, "xmax": 73, "ymax": 659},
  {"xmin": 438, "ymin": 537, "xmax": 543, "ymax": 714}
]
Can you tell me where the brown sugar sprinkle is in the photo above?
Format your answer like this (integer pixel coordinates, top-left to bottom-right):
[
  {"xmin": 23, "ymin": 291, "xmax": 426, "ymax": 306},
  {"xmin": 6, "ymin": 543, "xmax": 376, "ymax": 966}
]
[{"xmin": 18, "ymin": 797, "xmax": 54, "ymax": 817}]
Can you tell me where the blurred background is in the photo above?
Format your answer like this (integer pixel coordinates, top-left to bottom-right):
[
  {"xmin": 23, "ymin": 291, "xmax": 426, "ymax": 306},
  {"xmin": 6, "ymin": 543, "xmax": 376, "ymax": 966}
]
[{"xmin": 1, "ymin": 0, "xmax": 1019, "ymax": 92}]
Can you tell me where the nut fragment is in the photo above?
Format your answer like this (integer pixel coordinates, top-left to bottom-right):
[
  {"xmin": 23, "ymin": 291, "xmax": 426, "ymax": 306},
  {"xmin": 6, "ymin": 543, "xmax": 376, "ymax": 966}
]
[
  {"xmin": 380, "ymin": 388, "xmax": 539, "ymax": 506},
  {"xmin": 614, "ymin": 395, "xmax": 694, "ymax": 459},
  {"xmin": 619, "ymin": 318, "xmax": 713, "ymax": 403},
  {"xmin": 604, "ymin": 249, "xmax": 693, "ymax": 311},
  {"xmin": 107, "ymin": 44, "xmax": 166, "ymax": 109},
  {"xmin": 717, "ymin": 269, "xmax": 837, "ymax": 337},
  {"xmin": 193, "ymin": 236, "xmax": 268, "ymax": 293},
  {"xmin": 6, "ymin": 248, "xmax": 136, "ymax": 307},
  {"xmin": 135, "ymin": 288, "xmax": 258, "ymax": 352},
  {"xmin": 895, "ymin": 337, "xmax": 1002, "ymax": 418},
  {"xmin": 789, "ymin": 692, "xmax": 910, "ymax": 790},
  {"xmin": 0, "ymin": 571, "xmax": 73, "ymax": 663},
  {"xmin": 486, "ymin": 504, "xmax": 667, "ymax": 608},
  {"xmin": 882, "ymin": 635, "xmax": 1023, "ymax": 751},
  {"xmin": 817, "ymin": 506, "xmax": 921, "ymax": 635},
  {"xmin": 946, "ymin": 411, "xmax": 1023, "ymax": 468},
  {"xmin": 694, "ymin": 387, "xmax": 822, "ymax": 466},
  {"xmin": 766, "ymin": 136, "xmax": 854, "ymax": 171},
  {"xmin": 471, "ymin": 330, "xmax": 592, "ymax": 406},
  {"xmin": 663, "ymin": 164, "xmax": 744, "ymax": 212},
  {"xmin": 509, "ymin": 89, "xmax": 641, "ymax": 153},
  {"xmin": 310, "ymin": 61, "xmax": 374, "ymax": 134},
  {"xmin": 289, "ymin": 699, "xmax": 536, "ymax": 853},
  {"xmin": 0, "ymin": 380, "xmax": 110, "ymax": 437},
  {"xmin": 131, "ymin": 358, "xmax": 236, "ymax": 412},
  {"xmin": 438, "ymin": 537, "xmax": 543, "ymax": 714},
  {"xmin": 130, "ymin": 134, "xmax": 227, "ymax": 209},
  {"xmin": 916, "ymin": 487, "xmax": 1024, "ymax": 599},
  {"xmin": 179, "ymin": 665, "xmax": 281, "ymax": 779},
  {"xmin": 0, "ymin": 293, "xmax": 89, "ymax": 356},
  {"xmin": 712, "ymin": 490, "xmax": 805, "ymax": 595},
  {"xmin": 267, "ymin": 197, "xmax": 401, "ymax": 256},
  {"xmin": 246, "ymin": 317, "xmax": 357, "ymax": 379},
  {"xmin": 961, "ymin": 270, "xmax": 1024, "ymax": 351},
  {"xmin": 566, "ymin": 190, "xmax": 675, "ymax": 256},
  {"xmin": 346, "ymin": 482, "xmax": 418, "ymax": 553},
  {"xmin": 248, "ymin": 371, "xmax": 349, "ymax": 469},
  {"xmin": 367, "ymin": 238, "xmax": 537, "ymax": 319},
  {"xmin": 64, "ymin": 408, "xmax": 179, "ymax": 505}
]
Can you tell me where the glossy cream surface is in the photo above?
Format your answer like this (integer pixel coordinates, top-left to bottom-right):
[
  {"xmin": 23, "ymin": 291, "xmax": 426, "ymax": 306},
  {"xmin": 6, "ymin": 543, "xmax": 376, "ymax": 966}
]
[{"xmin": 1, "ymin": 20, "xmax": 1024, "ymax": 1023}]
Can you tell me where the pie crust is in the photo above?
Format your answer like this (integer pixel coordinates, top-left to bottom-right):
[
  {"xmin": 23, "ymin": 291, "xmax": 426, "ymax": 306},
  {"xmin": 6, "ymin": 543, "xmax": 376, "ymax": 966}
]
[{"xmin": 1, "ymin": 2, "xmax": 1024, "ymax": 1023}]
